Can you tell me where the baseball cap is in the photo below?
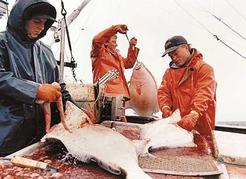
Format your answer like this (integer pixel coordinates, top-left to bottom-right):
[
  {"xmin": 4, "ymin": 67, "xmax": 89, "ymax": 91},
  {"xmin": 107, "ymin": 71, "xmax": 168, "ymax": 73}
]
[{"xmin": 161, "ymin": 35, "xmax": 188, "ymax": 57}]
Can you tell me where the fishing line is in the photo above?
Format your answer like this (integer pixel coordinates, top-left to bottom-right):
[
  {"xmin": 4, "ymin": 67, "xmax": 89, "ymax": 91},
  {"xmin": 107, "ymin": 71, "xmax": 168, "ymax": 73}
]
[
  {"xmin": 195, "ymin": 0, "xmax": 246, "ymax": 41},
  {"xmin": 207, "ymin": 11, "xmax": 246, "ymax": 41},
  {"xmin": 125, "ymin": 32, "xmax": 140, "ymax": 65},
  {"xmin": 195, "ymin": 0, "xmax": 246, "ymax": 48},
  {"xmin": 174, "ymin": 0, "xmax": 214, "ymax": 36},
  {"xmin": 173, "ymin": 0, "xmax": 246, "ymax": 60},
  {"xmin": 224, "ymin": 0, "xmax": 246, "ymax": 23}
]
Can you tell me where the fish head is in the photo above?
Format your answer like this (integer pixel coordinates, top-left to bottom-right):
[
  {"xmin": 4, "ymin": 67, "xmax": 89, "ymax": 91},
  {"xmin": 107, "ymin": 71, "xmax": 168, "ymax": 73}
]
[{"xmin": 134, "ymin": 61, "xmax": 143, "ymax": 70}]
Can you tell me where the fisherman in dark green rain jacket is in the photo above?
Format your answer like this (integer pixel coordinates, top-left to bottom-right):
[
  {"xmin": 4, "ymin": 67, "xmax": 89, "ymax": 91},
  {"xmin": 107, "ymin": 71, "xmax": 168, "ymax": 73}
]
[{"xmin": 0, "ymin": 0, "xmax": 72, "ymax": 156}]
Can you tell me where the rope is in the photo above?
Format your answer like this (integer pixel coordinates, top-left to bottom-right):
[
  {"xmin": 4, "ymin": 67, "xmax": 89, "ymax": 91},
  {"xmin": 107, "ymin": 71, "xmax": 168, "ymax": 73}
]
[
  {"xmin": 208, "ymin": 12, "xmax": 246, "ymax": 41},
  {"xmin": 224, "ymin": 0, "xmax": 246, "ymax": 23},
  {"xmin": 213, "ymin": 35, "xmax": 246, "ymax": 60},
  {"xmin": 173, "ymin": 0, "xmax": 246, "ymax": 60},
  {"xmin": 61, "ymin": 0, "xmax": 78, "ymax": 82}
]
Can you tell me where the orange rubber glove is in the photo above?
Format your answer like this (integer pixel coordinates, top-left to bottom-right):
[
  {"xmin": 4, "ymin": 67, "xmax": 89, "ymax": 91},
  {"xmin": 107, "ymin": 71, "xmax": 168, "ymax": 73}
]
[
  {"xmin": 36, "ymin": 83, "xmax": 61, "ymax": 103},
  {"xmin": 130, "ymin": 37, "xmax": 137, "ymax": 47},
  {"xmin": 177, "ymin": 110, "xmax": 199, "ymax": 131},
  {"xmin": 115, "ymin": 24, "xmax": 128, "ymax": 34},
  {"xmin": 161, "ymin": 106, "xmax": 172, "ymax": 118}
]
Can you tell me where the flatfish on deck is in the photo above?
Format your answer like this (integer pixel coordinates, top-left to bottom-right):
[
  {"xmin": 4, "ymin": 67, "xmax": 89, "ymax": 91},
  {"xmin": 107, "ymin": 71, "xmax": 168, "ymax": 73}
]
[
  {"xmin": 140, "ymin": 110, "xmax": 196, "ymax": 152},
  {"xmin": 101, "ymin": 111, "xmax": 196, "ymax": 153},
  {"xmin": 42, "ymin": 101, "xmax": 151, "ymax": 179}
]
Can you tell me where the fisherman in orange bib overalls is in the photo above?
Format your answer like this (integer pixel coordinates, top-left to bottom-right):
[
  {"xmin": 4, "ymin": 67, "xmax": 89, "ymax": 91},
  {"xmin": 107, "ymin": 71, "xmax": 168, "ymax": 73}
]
[
  {"xmin": 158, "ymin": 35, "xmax": 217, "ymax": 154},
  {"xmin": 91, "ymin": 24, "xmax": 139, "ymax": 122}
]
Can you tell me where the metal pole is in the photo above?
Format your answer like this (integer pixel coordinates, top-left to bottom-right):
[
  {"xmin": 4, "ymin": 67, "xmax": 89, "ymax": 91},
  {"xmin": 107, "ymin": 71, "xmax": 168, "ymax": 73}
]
[{"xmin": 59, "ymin": 19, "xmax": 65, "ymax": 80}]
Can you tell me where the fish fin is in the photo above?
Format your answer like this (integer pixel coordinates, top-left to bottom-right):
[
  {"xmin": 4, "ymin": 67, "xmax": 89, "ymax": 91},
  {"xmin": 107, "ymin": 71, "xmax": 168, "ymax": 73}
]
[
  {"xmin": 139, "ymin": 152, "xmax": 155, "ymax": 158},
  {"xmin": 168, "ymin": 109, "xmax": 181, "ymax": 122},
  {"xmin": 132, "ymin": 139, "xmax": 150, "ymax": 155},
  {"xmin": 90, "ymin": 157, "xmax": 121, "ymax": 175},
  {"xmin": 150, "ymin": 140, "xmax": 197, "ymax": 151}
]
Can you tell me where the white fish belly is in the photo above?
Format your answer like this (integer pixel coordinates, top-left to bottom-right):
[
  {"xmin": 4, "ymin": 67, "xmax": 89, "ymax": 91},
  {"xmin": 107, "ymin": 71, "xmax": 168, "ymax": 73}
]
[
  {"xmin": 140, "ymin": 111, "xmax": 196, "ymax": 151},
  {"xmin": 42, "ymin": 102, "xmax": 151, "ymax": 179},
  {"xmin": 129, "ymin": 62, "xmax": 159, "ymax": 117}
]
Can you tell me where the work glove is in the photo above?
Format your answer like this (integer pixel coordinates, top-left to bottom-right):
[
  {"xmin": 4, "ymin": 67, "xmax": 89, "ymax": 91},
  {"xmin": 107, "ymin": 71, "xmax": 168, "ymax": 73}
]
[
  {"xmin": 130, "ymin": 37, "xmax": 137, "ymax": 47},
  {"xmin": 115, "ymin": 24, "xmax": 128, "ymax": 34},
  {"xmin": 161, "ymin": 106, "xmax": 172, "ymax": 118},
  {"xmin": 177, "ymin": 110, "xmax": 199, "ymax": 131},
  {"xmin": 36, "ymin": 83, "xmax": 61, "ymax": 103}
]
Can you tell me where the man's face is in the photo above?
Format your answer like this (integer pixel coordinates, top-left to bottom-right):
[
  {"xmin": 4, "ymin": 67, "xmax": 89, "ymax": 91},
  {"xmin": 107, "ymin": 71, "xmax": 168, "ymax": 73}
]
[
  {"xmin": 168, "ymin": 44, "xmax": 190, "ymax": 67},
  {"xmin": 107, "ymin": 35, "xmax": 117, "ymax": 50},
  {"xmin": 25, "ymin": 17, "xmax": 47, "ymax": 39}
]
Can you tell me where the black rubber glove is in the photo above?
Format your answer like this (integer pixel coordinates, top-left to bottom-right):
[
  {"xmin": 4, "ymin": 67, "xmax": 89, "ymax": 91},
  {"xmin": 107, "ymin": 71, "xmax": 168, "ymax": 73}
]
[
  {"xmin": 60, "ymin": 82, "xmax": 72, "ymax": 111},
  {"xmin": 60, "ymin": 82, "xmax": 82, "ymax": 111}
]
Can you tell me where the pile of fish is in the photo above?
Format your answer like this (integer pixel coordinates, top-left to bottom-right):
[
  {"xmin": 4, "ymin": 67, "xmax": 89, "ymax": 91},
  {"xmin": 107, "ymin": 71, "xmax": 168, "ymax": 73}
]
[{"xmin": 42, "ymin": 102, "xmax": 196, "ymax": 178}]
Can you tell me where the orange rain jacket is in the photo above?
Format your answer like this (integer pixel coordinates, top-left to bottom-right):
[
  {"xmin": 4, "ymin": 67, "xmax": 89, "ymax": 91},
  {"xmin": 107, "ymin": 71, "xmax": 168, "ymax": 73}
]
[
  {"xmin": 91, "ymin": 26, "xmax": 139, "ymax": 99},
  {"xmin": 158, "ymin": 49, "xmax": 217, "ymax": 135}
]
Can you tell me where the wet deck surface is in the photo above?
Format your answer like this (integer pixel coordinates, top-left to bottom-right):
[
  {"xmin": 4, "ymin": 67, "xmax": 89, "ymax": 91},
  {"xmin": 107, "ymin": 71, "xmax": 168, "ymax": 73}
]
[{"xmin": 0, "ymin": 125, "xmax": 246, "ymax": 178}]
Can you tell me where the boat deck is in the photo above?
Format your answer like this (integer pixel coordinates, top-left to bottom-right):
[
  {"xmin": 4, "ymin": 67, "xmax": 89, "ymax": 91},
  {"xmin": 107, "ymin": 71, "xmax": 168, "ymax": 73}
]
[{"xmin": 0, "ymin": 121, "xmax": 246, "ymax": 178}]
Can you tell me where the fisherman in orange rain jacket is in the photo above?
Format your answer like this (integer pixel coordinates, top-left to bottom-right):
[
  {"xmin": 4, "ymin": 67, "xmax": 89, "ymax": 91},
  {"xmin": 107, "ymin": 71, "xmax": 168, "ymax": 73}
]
[
  {"xmin": 158, "ymin": 35, "xmax": 217, "ymax": 138},
  {"xmin": 91, "ymin": 24, "xmax": 139, "ymax": 122}
]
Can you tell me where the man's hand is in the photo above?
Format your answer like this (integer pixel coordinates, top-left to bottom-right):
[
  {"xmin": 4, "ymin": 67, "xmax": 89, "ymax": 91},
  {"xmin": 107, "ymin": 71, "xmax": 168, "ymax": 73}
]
[
  {"xmin": 177, "ymin": 111, "xmax": 199, "ymax": 131},
  {"xmin": 161, "ymin": 106, "xmax": 172, "ymax": 118},
  {"xmin": 130, "ymin": 37, "xmax": 137, "ymax": 47},
  {"xmin": 39, "ymin": 82, "xmax": 70, "ymax": 133},
  {"xmin": 115, "ymin": 24, "xmax": 128, "ymax": 34},
  {"xmin": 36, "ymin": 83, "xmax": 61, "ymax": 103}
]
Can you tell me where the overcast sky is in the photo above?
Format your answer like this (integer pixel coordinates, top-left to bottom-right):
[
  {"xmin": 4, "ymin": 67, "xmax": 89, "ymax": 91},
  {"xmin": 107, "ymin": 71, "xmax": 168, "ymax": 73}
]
[{"xmin": 1, "ymin": 0, "xmax": 246, "ymax": 122}]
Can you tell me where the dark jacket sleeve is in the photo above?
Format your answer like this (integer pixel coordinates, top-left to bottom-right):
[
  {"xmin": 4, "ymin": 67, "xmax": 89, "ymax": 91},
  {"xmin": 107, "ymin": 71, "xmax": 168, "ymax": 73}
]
[{"xmin": 0, "ymin": 38, "xmax": 39, "ymax": 104}]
